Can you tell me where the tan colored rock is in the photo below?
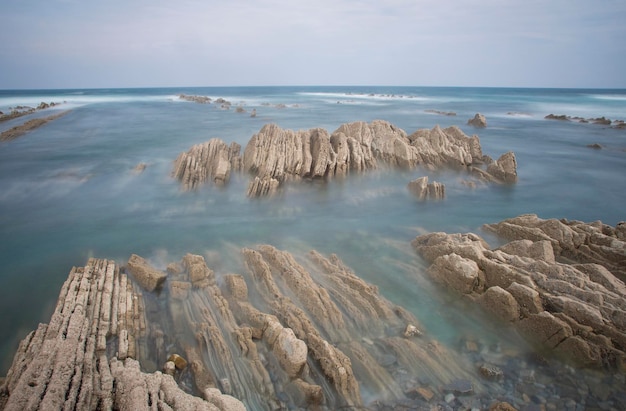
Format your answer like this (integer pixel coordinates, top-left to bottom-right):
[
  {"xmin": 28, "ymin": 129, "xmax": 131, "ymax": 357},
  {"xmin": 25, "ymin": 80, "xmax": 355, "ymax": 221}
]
[
  {"xmin": 274, "ymin": 327, "xmax": 308, "ymax": 377},
  {"xmin": 126, "ymin": 254, "xmax": 167, "ymax": 292},
  {"xmin": 408, "ymin": 176, "xmax": 445, "ymax": 200},
  {"xmin": 467, "ymin": 113, "xmax": 487, "ymax": 127},
  {"xmin": 172, "ymin": 138, "xmax": 242, "ymax": 190},
  {"xmin": 486, "ymin": 151, "xmax": 518, "ymax": 183},
  {"xmin": 507, "ymin": 282, "xmax": 543, "ymax": 316},
  {"xmin": 427, "ymin": 253, "xmax": 481, "ymax": 294},
  {"xmin": 478, "ymin": 286, "xmax": 520, "ymax": 322}
]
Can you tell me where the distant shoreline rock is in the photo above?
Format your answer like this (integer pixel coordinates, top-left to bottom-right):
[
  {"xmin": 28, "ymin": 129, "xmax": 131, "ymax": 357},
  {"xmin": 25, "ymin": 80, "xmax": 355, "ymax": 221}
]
[
  {"xmin": 0, "ymin": 111, "xmax": 70, "ymax": 143},
  {"xmin": 545, "ymin": 114, "xmax": 625, "ymax": 129},
  {"xmin": 0, "ymin": 101, "xmax": 64, "ymax": 123}
]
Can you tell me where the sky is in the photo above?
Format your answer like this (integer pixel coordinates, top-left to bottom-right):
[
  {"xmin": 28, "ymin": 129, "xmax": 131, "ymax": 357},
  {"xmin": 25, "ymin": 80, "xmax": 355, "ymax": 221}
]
[{"xmin": 1, "ymin": 0, "xmax": 625, "ymax": 89}]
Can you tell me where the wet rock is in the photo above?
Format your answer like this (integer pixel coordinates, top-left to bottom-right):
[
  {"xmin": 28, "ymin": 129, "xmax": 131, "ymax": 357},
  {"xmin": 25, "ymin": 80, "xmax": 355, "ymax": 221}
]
[
  {"xmin": 167, "ymin": 353, "xmax": 188, "ymax": 370},
  {"xmin": 479, "ymin": 364, "xmax": 504, "ymax": 381},
  {"xmin": 414, "ymin": 214, "xmax": 626, "ymax": 369},
  {"xmin": 486, "ymin": 151, "xmax": 518, "ymax": 183},
  {"xmin": 250, "ymin": 108, "xmax": 257, "ymax": 118},
  {"xmin": 132, "ymin": 162, "xmax": 147, "ymax": 174},
  {"xmin": 407, "ymin": 176, "xmax": 445, "ymax": 200},
  {"xmin": 1, "ymin": 111, "xmax": 70, "ymax": 143},
  {"xmin": 587, "ymin": 143, "xmax": 603, "ymax": 149},
  {"xmin": 176, "ymin": 120, "xmax": 515, "ymax": 197},
  {"xmin": 163, "ymin": 360, "xmax": 176, "ymax": 376},
  {"xmin": 468, "ymin": 113, "xmax": 487, "ymax": 127},
  {"xmin": 403, "ymin": 324, "xmax": 422, "ymax": 338},
  {"xmin": 444, "ymin": 379, "xmax": 474, "ymax": 395},
  {"xmin": 478, "ymin": 286, "xmax": 520, "ymax": 322},
  {"xmin": 545, "ymin": 114, "xmax": 569, "ymax": 121},
  {"xmin": 126, "ymin": 254, "xmax": 167, "ymax": 292},
  {"xmin": 405, "ymin": 386, "xmax": 435, "ymax": 401},
  {"xmin": 172, "ymin": 139, "xmax": 243, "ymax": 190}
]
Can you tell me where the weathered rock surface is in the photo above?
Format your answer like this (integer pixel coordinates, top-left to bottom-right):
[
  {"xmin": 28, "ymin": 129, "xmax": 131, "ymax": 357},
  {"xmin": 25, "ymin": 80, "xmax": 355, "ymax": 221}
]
[
  {"xmin": 467, "ymin": 113, "xmax": 487, "ymax": 127},
  {"xmin": 407, "ymin": 176, "xmax": 445, "ymax": 200},
  {"xmin": 1, "ymin": 246, "xmax": 484, "ymax": 410},
  {"xmin": 172, "ymin": 139, "xmax": 243, "ymax": 190},
  {"xmin": 0, "ymin": 258, "xmax": 242, "ymax": 410},
  {"xmin": 126, "ymin": 254, "xmax": 167, "ymax": 292},
  {"xmin": 174, "ymin": 120, "xmax": 517, "ymax": 197},
  {"xmin": 412, "ymin": 214, "xmax": 626, "ymax": 369}
]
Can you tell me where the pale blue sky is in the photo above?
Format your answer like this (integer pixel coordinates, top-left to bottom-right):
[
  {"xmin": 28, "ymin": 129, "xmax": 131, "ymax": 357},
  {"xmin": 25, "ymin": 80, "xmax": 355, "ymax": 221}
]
[{"xmin": 1, "ymin": 0, "xmax": 625, "ymax": 89}]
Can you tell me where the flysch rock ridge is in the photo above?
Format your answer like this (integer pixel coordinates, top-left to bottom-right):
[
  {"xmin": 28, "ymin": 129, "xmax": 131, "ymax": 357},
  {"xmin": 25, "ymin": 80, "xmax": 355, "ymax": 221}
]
[
  {"xmin": 1, "ymin": 246, "xmax": 486, "ymax": 410},
  {"xmin": 172, "ymin": 120, "xmax": 518, "ymax": 197}
]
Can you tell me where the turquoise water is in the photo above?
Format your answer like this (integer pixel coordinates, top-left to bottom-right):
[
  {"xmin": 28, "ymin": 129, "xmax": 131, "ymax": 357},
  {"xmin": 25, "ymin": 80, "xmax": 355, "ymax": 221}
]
[{"xmin": 1, "ymin": 86, "xmax": 625, "ymax": 378}]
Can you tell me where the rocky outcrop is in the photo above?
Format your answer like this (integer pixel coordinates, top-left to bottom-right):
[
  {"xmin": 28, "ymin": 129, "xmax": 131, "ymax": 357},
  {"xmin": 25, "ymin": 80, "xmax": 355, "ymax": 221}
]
[
  {"xmin": 545, "ymin": 114, "xmax": 626, "ymax": 130},
  {"xmin": 178, "ymin": 94, "xmax": 212, "ymax": 104},
  {"xmin": 172, "ymin": 139, "xmax": 243, "ymax": 190},
  {"xmin": 174, "ymin": 120, "xmax": 517, "ymax": 197},
  {"xmin": 126, "ymin": 254, "xmax": 167, "ymax": 292},
  {"xmin": 1, "ymin": 246, "xmax": 484, "ymax": 410},
  {"xmin": 407, "ymin": 176, "xmax": 445, "ymax": 200},
  {"xmin": 467, "ymin": 113, "xmax": 487, "ymax": 127},
  {"xmin": 0, "ymin": 258, "xmax": 242, "ymax": 410},
  {"xmin": 0, "ymin": 111, "xmax": 69, "ymax": 142},
  {"xmin": 412, "ymin": 214, "xmax": 626, "ymax": 370}
]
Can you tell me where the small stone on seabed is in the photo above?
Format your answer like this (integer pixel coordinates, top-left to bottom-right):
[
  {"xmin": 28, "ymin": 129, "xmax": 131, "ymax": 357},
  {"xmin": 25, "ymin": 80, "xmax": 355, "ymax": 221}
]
[
  {"xmin": 403, "ymin": 324, "xmax": 421, "ymax": 338},
  {"xmin": 444, "ymin": 379, "xmax": 474, "ymax": 395}
]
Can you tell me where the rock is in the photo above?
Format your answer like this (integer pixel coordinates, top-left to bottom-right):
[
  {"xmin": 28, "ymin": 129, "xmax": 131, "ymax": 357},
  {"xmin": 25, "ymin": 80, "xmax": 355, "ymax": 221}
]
[
  {"xmin": 178, "ymin": 94, "xmax": 211, "ymax": 104},
  {"xmin": 478, "ymin": 286, "xmax": 520, "ymax": 322},
  {"xmin": 468, "ymin": 113, "xmax": 487, "ymax": 127},
  {"xmin": 172, "ymin": 139, "xmax": 242, "ymax": 190},
  {"xmin": 163, "ymin": 360, "xmax": 176, "ymax": 376},
  {"xmin": 235, "ymin": 106, "xmax": 246, "ymax": 113},
  {"xmin": 126, "ymin": 254, "xmax": 167, "ymax": 292},
  {"xmin": 1, "ymin": 111, "xmax": 69, "ymax": 143},
  {"xmin": 406, "ymin": 386, "xmax": 435, "ymax": 401},
  {"xmin": 489, "ymin": 402, "xmax": 519, "ymax": 411},
  {"xmin": 427, "ymin": 253, "xmax": 482, "ymax": 294},
  {"xmin": 250, "ymin": 108, "xmax": 257, "ymax": 118},
  {"xmin": 132, "ymin": 162, "xmax": 147, "ymax": 173},
  {"xmin": 545, "ymin": 114, "xmax": 570, "ymax": 121},
  {"xmin": 486, "ymin": 151, "xmax": 518, "ymax": 183},
  {"xmin": 175, "ymin": 120, "xmax": 516, "ymax": 197},
  {"xmin": 167, "ymin": 353, "xmax": 188, "ymax": 370},
  {"xmin": 479, "ymin": 363, "xmax": 504, "ymax": 381},
  {"xmin": 587, "ymin": 143, "xmax": 603, "ymax": 149},
  {"xmin": 408, "ymin": 176, "xmax": 445, "ymax": 200},
  {"xmin": 414, "ymin": 215, "xmax": 626, "ymax": 369},
  {"xmin": 273, "ymin": 327, "xmax": 308, "ymax": 377},
  {"xmin": 403, "ymin": 324, "xmax": 422, "ymax": 338},
  {"xmin": 444, "ymin": 379, "xmax": 474, "ymax": 395}
]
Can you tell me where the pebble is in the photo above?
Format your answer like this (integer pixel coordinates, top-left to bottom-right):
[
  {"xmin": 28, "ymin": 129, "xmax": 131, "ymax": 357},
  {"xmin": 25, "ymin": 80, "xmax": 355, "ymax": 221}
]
[{"xmin": 445, "ymin": 393, "xmax": 455, "ymax": 403}]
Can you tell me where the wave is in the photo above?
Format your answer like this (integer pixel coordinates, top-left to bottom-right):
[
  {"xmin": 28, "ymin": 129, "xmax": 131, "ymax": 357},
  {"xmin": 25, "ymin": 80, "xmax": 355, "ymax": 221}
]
[{"xmin": 588, "ymin": 94, "xmax": 626, "ymax": 101}]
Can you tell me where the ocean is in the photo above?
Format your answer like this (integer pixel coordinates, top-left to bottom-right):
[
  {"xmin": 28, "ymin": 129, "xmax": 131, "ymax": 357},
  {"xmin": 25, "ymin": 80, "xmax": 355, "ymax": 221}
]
[{"xmin": 1, "ymin": 86, "xmax": 625, "ymax": 400}]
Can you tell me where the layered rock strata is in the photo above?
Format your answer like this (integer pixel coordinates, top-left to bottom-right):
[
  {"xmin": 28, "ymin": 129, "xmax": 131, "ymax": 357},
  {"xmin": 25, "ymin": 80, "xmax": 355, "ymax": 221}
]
[
  {"xmin": 407, "ymin": 176, "xmax": 445, "ymax": 200},
  {"xmin": 173, "ymin": 120, "xmax": 517, "ymax": 197},
  {"xmin": 1, "ymin": 247, "xmax": 484, "ymax": 410},
  {"xmin": 412, "ymin": 214, "xmax": 626, "ymax": 370},
  {"xmin": 172, "ymin": 139, "xmax": 243, "ymax": 190},
  {"xmin": 0, "ymin": 258, "xmax": 242, "ymax": 410}
]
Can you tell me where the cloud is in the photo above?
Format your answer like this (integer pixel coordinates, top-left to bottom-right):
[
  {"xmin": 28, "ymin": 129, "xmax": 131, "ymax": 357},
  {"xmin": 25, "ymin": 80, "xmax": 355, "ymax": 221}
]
[{"xmin": 1, "ymin": 0, "xmax": 625, "ymax": 88}]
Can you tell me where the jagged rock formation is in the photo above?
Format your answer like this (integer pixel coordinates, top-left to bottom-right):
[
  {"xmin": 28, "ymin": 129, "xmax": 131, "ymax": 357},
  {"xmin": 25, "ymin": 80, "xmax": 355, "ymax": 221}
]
[
  {"xmin": 412, "ymin": 214, "xmax": 626, "ymax": 370},
  {"xmin": 407, "ymin": 176, "xmax": 445, "ymax": 200},
  {"xmin": 467, "ymin": 113, "xmax": 487, "ymax": 128},
  {"xmin": 172, "ymin": 139, "xmax": 243, "ymax": 190},
  {"xmin": 173, "ymin": 120, "xmax": 517, "ymax": 197},
  {"xmin": 0, "ymin": 258, "xmax": 243, "ymax": 410},
  {"xmin": 1, "ymin": 247, "xmax": 485, "ymax": 410},
  {"xmin": 179, "ymin": 94, "xmax": 212, "ymax": 104}
]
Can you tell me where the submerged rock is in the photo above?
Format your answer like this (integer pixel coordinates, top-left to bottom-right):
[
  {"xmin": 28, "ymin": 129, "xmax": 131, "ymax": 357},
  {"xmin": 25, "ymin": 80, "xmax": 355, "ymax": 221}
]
[
  {"xmin": 412, "ymin": 214, "xmax": 626, "ymax": 369},
  {"xmin": 173, "ymin": 120, "xmax": 516, "ymax": 197},
  {"xmin": 408, "ymin": 176, "xmax": 445, "ymax": 200}
]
